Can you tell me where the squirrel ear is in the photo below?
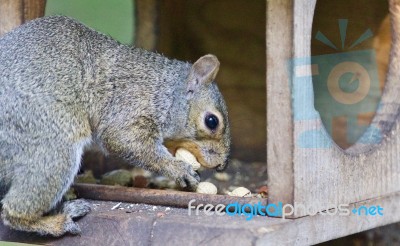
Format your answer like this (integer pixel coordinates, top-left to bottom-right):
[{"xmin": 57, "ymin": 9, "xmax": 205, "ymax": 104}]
[{"xmin": 186, "ymin": 54, "xmax": 220, "ymax": 99}]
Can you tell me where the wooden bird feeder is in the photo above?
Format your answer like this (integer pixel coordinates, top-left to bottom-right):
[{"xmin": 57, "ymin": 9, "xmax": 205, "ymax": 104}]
[{"xmin": 1, "ymin": 0, "xmax": 400, "ymax": 245}]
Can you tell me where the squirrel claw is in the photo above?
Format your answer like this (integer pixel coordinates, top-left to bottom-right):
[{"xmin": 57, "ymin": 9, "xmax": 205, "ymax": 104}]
[
  {"xmin": 193, "ymin": 171, "xmax": 201, "ymax": 183},
  {"xmin": 64, "ymin": 218, "xmax": 82, "ymax": 235}
]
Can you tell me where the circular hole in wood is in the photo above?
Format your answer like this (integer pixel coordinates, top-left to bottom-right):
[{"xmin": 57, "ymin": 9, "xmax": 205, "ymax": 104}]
[{"xmin": 311, "ymin": 0, "xmax": 389, "ymax": 149}]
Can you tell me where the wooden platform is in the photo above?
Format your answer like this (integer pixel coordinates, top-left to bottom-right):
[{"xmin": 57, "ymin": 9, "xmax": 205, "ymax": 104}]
[{"xmin": 1, "ymin": 191, "xmax": 399, "ymax": 246}]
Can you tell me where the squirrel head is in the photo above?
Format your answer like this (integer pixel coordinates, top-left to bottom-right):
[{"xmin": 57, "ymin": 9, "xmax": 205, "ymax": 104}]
[{"xmin": 165, "ymin": 54, "xmax": 231, "ymax": 171}]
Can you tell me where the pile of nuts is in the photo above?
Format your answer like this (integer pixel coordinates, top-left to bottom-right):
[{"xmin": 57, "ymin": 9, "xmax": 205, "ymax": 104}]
[
  {"xmin": 175, "ymin": 148, "xmax": 252, "ymax": 197},
  {"xmin": 74, "ymin": 148, "xmax": 261, "ymax": 198}
]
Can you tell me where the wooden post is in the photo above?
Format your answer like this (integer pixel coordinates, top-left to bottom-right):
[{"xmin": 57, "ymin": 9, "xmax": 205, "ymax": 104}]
[
  {"xmin": 266, "ymin": 0, "xmax": 296, "ymax": 210},
  {"xmin": 135, "ymin": 0, "xmax": 158, "ymax": 50},
  {"xmin": 0, "ymin": 0, "xmax": 46, "ymax": 36},
  {"xmin": 267, "ymin": 0, "xmax": 317, "ymax": 214}
]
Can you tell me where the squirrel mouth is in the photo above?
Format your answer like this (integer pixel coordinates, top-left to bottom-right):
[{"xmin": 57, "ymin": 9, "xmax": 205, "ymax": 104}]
[{"xmin": 164, "ymin": 139, "xmax": 215, "ymax": 168}]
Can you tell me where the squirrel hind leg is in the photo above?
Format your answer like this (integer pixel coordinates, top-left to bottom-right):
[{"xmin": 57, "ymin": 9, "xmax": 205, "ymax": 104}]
[
  {"xmin": 1, "ymin": 209, "xmax": 82, "ymax": 236},
  {"xmin": 1, "ymin": 199, "xmax": 91, "ymax": 236},
  {"xmin": 61, "ymin": 199, "xmax": 91, "ymax": 219},
  {"xmin": 0, "ymin": 137, "xmax": 91, "ymax": 236}
]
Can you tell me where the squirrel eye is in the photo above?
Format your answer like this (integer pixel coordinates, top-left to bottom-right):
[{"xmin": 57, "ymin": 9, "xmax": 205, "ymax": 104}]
[{"xmin": 205, "ymin": 114, "xmax": 219, "ymax": 130}]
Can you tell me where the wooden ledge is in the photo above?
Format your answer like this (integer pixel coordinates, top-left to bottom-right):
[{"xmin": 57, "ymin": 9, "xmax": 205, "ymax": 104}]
[{"xmin": 1, "ymin": 191, "xmax": 399, "ymax": 245}]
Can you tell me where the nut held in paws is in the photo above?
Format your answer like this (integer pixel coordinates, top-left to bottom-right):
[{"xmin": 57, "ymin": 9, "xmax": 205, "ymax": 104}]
[{"xmin": 175, "ymin": 148, "xmax": 201, "ymax": 171}]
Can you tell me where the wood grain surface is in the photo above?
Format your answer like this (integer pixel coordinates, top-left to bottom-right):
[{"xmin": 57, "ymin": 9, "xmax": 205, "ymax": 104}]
[{"xmin": 0, "ymin": 0, "xmax": 45, "ymax": 36}]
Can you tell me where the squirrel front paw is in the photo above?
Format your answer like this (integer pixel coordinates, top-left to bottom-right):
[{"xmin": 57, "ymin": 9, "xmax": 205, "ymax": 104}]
[{"xmin": 165, "ymin": 161, "xmax": 200, "ymax": 190}]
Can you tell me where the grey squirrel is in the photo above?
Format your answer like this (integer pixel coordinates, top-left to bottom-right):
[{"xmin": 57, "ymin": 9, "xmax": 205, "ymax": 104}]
[{"xmin": 0, "ymin": 16, "xmax": 230, "ymax": 236}]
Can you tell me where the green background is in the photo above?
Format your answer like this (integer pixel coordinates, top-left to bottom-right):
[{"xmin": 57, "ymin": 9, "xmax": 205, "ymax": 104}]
[{"xmin": 45, "ymin": 0, "xmax": 135, "ymax": 45}]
